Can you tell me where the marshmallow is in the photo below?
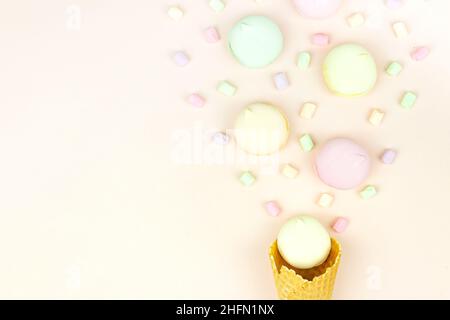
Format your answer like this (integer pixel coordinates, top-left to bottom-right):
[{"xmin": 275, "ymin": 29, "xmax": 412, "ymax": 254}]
[
  {"xmin": 381, "ymin": 149, "xmax": 397, "ymax": 164},
  {"xmin": 173, "ymin": 51, "xmax": 190, "ymax": 67},
  {"xmin": 239, "ymin": 171, "xmax": 256, "ymax": 186},
  {"xmin": 217, "ymin": 81, "xmax": 237, "ymax": 96},
  {"xmin": 297, "ymin": 51, "xmax": 311, "ymax": 69},
  {"xmin": 400, "ymin": 91, "xmax": 417, "ymax": 109},
  {"xmin": 347, "ymin": 12, "xmax": 365, "ymax": 27},
  {"xmin": 167, "ymin": 6, "xmax": 184, "ymax": 21},
  {"xmin": 317, "ymin": 193, "xmax": 334, "ymax": 208},
  {"xmin": 187, "ymin": 94, "xmax": 205, "ymax": 108},
  {"xmin": 299, "ymin": 134, "xmax": 315, "ymax": 152},
  {"xmin": 264, "ymin": 201, "xmax": 281, "ymax": 217},
  {"xmin": 209, "ymin": 0, "xmax": 225, "ymax": 12},
  {"xmin": 332, "ymin": 217, "xmax": 349, "ymax": 233},
  {"xmin": 281, "ymin": 164, "xmax": 299, "ymax": 178},
  {"xmin": 411, "ymin": 46, "xmax": 430, "ymax": 61},
  {"xmin": 204, "ymin": 27, "xmax": 220, "ymax": 43},
  {"xmin": 300, "ymin": 102, "xmax": 317, "ymax": 119},
  {"xmin": 212, "ymin": 132, "xmax": 230, "ymax": 145},
  {"xmin": 360, "ymin": 185, "xmax": 377, "ymax": 199},
  {"xmin": 311, "ymin": 33, "xmax": 330, "ymax": 46},
  {"xmin": 392, "ymin": 22, "xmax": 409, "ymax": 38},
  {"xmin": 273, "ymin": 72, "xmax": 289, "ymax": 90},
  {"xmin": 386, "ymin": 61, "xmax": 403, "ymax": 76},
  {"xmin": 369, "ymin": 109, "xmax": 385, "ymax": 126}
]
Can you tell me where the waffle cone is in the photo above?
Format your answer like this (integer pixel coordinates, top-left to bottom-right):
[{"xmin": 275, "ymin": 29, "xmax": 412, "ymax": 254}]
[{"xmin": 269, "ymin": 238, "xmax": 341, "ymax": 300}]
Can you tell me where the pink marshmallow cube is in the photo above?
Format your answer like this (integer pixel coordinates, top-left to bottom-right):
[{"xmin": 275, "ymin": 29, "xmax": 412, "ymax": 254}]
[
  {"xmin": 411, "ymin": 46, "xmax": 430, "ymax": 61},
  {"xmin": 311, "ymin": 33, "xmax": 330, "ymax": 47},
  {"xmin": 173, "ymin": 51, "xmax": 190, "ymax": 67},
  {"xmin": 385, "ymin": 0, "xmax": 403, "ymax": 9},
  {"xmin": 332, "ymin": 217, "xmax": 349, "ymax": 233},
  {"xmin": 264, "ymin": 201, "xmax": 281, "ymax": 217},
  {"xmin": 204, "ymin": 26, "xmax": 221, "ymax": 43},
  {"xmin": 381, "ymin": 149, "xmax": 397, "ymax": 164},
  {"xmin": 187, "ymin": 93, "xmax": 205, "ymax": 108}
]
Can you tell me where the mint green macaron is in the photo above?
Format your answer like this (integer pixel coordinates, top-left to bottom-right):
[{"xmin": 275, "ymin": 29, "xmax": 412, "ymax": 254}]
[{"xmin": 228, "ymin": 16, "xmax": 284, "ymax": 69}]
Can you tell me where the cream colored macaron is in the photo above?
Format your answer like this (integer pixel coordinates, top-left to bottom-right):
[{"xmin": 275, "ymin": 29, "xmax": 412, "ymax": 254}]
[
  {"xmin": 323, "ymin": 43, "xmax": 377, "ymax": 97},
  {"xmin": 234, "ymin": 103, "xmax": 289, "ymax": 155},
  {"xmin": 277, "ymin": 215, "xmax": 331, "ymax": 269}
]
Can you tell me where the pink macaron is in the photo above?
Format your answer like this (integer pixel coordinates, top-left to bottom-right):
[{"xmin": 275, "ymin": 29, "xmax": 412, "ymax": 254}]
[
  {"xmin": 293, "ymin": 0, "xmax": 342, "ymax": 19},
  {"xmin": 314, "ymin": 138, "xmax": 371, "ymax": 190}
]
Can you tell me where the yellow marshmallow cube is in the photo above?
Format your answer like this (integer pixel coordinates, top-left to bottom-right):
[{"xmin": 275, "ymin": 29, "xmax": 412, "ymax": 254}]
[
  {"xmin": 281, "ymin": 164, "xmax": 299, "ymax": 178},
  {"xmin": 392, "ymin": 22, "xmax": 409, "ymax": 38},
  {"xmin": 369, "ymin": 109, "xmax": 385, "ymax": 126},
  {"xmin": 317, "ymin": 193, "xmax": 334, "ymax": 208},
  {"xmin": 167, "ymin": 6, "xmax": 184, "ymax": 21},
  {"xmin": 300, "ymin": 102, "xmax": 317, "ymax": 119},
  {"xmin": 347, "ymin": 13, "xmax": 365, "ymax": 28}
]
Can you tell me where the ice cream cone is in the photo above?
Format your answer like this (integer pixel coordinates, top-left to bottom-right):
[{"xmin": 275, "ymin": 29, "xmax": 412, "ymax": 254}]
[{"xmin": 269, "ymin": 238, "xmax": 341, "ymax": 300}]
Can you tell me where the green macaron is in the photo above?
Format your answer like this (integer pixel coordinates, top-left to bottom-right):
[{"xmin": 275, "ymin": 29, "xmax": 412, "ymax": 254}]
[{"xmin": 228, "ymin": 16, "xmax": 284, "ymax": 69}]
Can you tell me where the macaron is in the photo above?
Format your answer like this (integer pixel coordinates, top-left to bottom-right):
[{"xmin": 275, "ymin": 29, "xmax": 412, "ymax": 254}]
[
  {"xmin": 323, "ymin": 43, "xmax": 378, "ymax": 97},
  {"xmin": 228, "ymin": 16, "xmax": 284, "ymax": 68},
  {"xmin": 314, "ymin": 138, "xmax": 371, "ymax": 190},
  {"xmin": 277, "ymin": 215, "xmax": 331, "ymax": 269},
  {"xmin": 234, "ymin": 103, "xmax": 289, "ymax": 155},
  {"xmin": 292, "ymin": 0, "xmax": 342, "ymax": 19}
]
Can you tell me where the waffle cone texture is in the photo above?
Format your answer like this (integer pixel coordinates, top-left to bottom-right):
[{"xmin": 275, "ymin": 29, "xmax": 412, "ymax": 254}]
[{"xmin": 269, "ymin": 238, "xmax": 341, "ymax": 300}]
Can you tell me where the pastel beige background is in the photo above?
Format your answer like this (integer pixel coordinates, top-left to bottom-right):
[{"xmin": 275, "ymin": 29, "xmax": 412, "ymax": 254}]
[{"xmin": 0, "ymin": 0, "xmax": 449, "ymax": 299}]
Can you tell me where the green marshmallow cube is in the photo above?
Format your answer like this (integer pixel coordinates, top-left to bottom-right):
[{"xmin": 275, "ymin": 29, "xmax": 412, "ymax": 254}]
[
  {"xmin": 299, "ymin": 134, "xmax": 315, "ymax": 152},
  {"xmin": 385, "ymin": 62, "xmax": 403, "ymax": 76},
  {"xmin": 239, "ymin": 171, "xmax": 256, "ymax": 187},
  {"xmin": 217, "ymin": 81, "xmax": 237, "ymax": 96},
  {"xmin": 297, "ymin": 52, "xmax": 311, "ymax": 69},
  {"xmin": 400, "ymin": 91, "xmax": 417, "ymax": 109},
  {"xmin": 360, "ymin": 185, "xmax": 377, "ymax": 200}
]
